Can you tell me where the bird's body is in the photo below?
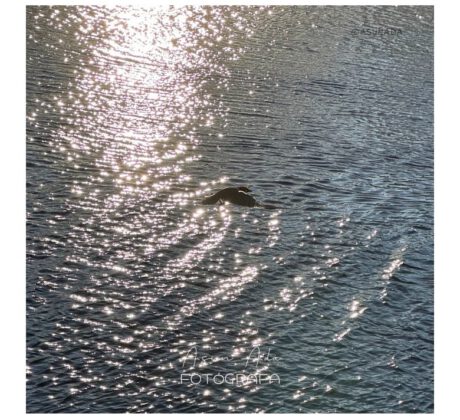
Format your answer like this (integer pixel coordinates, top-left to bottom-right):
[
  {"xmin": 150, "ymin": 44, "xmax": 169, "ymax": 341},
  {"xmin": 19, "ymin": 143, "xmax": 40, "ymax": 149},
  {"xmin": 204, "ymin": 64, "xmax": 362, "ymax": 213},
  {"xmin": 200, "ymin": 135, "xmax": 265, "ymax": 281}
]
[{"xmin": 201, "ymin": 186, "xmax": 256, "ymax": 207}]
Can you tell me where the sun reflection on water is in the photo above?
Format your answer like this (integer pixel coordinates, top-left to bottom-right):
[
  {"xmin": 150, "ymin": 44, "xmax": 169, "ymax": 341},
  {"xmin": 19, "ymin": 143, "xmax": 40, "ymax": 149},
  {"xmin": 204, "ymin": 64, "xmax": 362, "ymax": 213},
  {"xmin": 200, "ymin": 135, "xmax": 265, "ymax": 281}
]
[
  {"xmin": 48, "ymin": 6, "xmax": 261, "ymax": 286},
  {"xmin": 32, "ymin": 8, "xmax": 279, "ymax": 403},
  {"xmin": 28, "ymin": 6, "xmax": 271, "ymax": 401}
]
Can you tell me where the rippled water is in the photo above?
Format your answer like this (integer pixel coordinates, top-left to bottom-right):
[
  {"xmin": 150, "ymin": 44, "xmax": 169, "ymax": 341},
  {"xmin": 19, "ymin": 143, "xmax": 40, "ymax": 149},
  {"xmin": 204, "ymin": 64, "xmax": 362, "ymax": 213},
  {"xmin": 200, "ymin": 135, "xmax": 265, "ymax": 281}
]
[{"xmin": 26, "ymin": 6, "xmax": 433, "ymax": 413}]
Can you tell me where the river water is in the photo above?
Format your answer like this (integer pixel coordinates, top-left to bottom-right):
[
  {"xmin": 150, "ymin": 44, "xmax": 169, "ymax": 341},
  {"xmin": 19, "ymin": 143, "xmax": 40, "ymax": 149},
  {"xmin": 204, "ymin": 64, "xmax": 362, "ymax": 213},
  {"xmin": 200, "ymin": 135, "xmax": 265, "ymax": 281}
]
[{"xmin": 26, "ymin": 6, "xmax": 433, "ymax": 413}]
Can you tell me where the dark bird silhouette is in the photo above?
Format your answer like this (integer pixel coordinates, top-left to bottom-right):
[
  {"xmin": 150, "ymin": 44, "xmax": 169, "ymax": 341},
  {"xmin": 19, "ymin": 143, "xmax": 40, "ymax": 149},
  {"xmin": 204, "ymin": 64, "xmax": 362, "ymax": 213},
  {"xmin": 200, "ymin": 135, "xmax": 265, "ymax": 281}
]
[{"xmin": 201, "ymin": 186, "xmax": 279, "ymax": 209}]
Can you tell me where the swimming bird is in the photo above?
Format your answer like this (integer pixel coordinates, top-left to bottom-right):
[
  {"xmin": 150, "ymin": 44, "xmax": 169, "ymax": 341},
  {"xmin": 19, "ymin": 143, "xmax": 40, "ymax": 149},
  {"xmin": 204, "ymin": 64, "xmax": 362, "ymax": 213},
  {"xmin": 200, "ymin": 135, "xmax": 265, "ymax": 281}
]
[
  {"xmin": 201, "ymin": 186, "xmax": 279, "ymax": 209},
  {"xmin": 201, "ymin": 186, "xmax": 256, "ymax": 207}
]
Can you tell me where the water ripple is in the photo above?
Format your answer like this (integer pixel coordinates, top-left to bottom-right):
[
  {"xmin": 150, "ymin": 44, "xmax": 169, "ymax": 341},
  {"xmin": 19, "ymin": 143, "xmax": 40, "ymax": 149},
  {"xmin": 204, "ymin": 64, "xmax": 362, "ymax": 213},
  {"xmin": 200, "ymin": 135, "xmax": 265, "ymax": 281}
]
[{"xmin": 27, "ymin": 5, "xmax": 433, "ymax": 413}]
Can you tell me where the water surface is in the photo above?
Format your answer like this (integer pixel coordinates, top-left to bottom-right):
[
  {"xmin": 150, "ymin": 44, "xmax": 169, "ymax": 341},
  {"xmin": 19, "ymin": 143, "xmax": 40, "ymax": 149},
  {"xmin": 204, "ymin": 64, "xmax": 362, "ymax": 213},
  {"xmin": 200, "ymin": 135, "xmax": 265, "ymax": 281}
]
[{"xmin": 27, "ymin": 6, "xmax": 433, "ymax": 413}]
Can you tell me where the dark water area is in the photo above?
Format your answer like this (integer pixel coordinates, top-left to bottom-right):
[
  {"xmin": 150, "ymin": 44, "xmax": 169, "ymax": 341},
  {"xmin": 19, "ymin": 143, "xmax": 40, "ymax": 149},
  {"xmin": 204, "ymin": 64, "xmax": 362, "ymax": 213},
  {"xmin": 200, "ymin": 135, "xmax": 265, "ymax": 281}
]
[{"xmin": 26, "ymin": 6, "xmax": 433, "ymax": 413}]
